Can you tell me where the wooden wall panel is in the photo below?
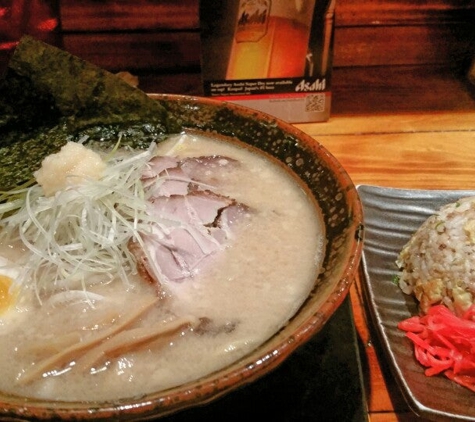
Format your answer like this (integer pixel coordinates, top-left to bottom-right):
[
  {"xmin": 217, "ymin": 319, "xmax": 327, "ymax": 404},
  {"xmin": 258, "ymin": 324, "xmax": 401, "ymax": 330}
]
[
  {"xmin": 335, "ymin": 0, "xmax": 475, "ymax": 25},
  {"xmin": 333, "ymin": 23, "xmax": 475, "ymax": 67},
  {"xmin": 58, "ymin": 0, "xmax": 475, "ymax": 72},
  {"xmin": 331, "ymin": 65, "xmax": 475, "ymax": 115},
  {"xmin": 60, "ymin": 0, "xmax": 475, "ymax": 30},
  {"xmin": 62, "ymin": 32, "xmax": 201, "ymax": 71},
  {"xmin": 60, "ymin": 0, "xmax": 199, "ymax": 31},
  {"xmin": 61, "ymin": 23, "xmax": 475, "ymax": 73}
]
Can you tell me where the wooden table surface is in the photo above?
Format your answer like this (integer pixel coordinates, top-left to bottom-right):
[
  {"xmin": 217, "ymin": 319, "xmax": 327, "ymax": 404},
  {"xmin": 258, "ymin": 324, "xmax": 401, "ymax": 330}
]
[{"xmin": 294, "ymin": 110, "xmax": 475, "ymax": 421}]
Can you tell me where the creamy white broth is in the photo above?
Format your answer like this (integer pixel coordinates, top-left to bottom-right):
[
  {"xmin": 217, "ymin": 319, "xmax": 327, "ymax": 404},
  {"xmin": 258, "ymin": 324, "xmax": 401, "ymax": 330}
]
[{"xmin": 0, "ymin": 133, "xmax": 325, "ymax": 401}]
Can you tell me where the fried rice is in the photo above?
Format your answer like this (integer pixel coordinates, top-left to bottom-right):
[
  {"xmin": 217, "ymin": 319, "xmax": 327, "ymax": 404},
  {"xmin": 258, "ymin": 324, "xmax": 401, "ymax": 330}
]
[{"xmin": 397, "ymin": 196, "xmax": 475, "ymax": 316}]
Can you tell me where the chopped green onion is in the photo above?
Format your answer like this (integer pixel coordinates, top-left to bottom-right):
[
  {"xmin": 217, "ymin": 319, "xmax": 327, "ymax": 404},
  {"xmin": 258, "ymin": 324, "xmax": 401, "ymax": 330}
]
[{"xmin": 0, "ymin": 143, "xmax": 162, "ymax": 301}]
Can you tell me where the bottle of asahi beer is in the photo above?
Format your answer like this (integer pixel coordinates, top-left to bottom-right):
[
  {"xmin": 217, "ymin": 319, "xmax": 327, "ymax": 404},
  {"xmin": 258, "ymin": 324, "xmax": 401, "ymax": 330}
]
[{"xmin": 226, "ymin": 0, "xmax": 316, "ymax": 80}]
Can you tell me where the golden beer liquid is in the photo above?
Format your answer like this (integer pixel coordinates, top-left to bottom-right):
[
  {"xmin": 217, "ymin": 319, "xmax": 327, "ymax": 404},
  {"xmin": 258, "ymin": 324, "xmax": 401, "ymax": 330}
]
[{"xmin": 226, "ymin": 15, "xmax": 312, "ymax": 80}]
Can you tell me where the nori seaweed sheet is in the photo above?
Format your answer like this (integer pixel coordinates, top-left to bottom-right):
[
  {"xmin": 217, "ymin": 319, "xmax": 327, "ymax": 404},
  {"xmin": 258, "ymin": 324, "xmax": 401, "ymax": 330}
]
[{"xmin": 0, "ymin": 36, "xmax": 173, "ymax": 190}]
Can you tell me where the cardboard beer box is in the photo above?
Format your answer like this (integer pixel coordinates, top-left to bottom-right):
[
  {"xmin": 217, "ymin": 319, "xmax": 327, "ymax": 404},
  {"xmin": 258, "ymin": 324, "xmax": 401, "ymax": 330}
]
[{"xmin": 199, "ymin": 0, "xmax": 336, "ymax": 123}]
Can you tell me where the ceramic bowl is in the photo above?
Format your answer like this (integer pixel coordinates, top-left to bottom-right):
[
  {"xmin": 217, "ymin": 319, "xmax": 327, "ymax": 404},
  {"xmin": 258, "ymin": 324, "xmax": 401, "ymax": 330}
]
[{"xmin": 0, "ymin": 94, "xmax": 364, "ymax": 420}]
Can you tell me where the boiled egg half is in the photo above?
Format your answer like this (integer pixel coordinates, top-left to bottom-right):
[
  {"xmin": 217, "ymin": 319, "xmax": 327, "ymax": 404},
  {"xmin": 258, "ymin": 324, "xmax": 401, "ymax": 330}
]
[{"xmin": 0, "ymin": 256, "xmax": 21, "ymax": 315}]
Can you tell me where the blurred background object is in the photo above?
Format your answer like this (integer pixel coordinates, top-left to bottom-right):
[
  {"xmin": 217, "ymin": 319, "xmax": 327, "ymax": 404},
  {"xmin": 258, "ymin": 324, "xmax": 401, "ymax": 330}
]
[{"xmin": 0, "ymin": 0, "xmax": 60, "ymax": 70}]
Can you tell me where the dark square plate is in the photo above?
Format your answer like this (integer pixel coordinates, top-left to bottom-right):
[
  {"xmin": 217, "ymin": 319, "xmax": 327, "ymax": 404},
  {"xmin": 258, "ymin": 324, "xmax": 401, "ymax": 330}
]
[{"xmin": 358, "ymin": 184, "xmax": 475, "ymax": 421}]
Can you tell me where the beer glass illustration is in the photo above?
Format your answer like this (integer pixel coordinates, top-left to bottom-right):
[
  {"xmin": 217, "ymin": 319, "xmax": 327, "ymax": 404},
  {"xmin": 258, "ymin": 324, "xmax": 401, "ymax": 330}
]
[{"xmin": 226, "ymin": 0, "xmax": 316, "ymax": 80}]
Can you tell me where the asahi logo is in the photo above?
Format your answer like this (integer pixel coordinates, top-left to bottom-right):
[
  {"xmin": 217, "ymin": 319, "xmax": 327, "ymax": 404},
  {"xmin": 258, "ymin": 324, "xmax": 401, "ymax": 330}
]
[
  {"xmin": 295, "ymin": 78, "xmax": 326, "ymax": 92},
  {"xmin": 235, "ymin": 0, "xmax": 270, "ymax": 43}
]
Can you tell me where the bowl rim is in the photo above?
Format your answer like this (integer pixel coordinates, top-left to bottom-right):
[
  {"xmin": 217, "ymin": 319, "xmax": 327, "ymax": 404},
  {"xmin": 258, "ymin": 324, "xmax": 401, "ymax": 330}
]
[{"xmin": 0, "ymin": 94, "xmax": 364, "ymax": 421}]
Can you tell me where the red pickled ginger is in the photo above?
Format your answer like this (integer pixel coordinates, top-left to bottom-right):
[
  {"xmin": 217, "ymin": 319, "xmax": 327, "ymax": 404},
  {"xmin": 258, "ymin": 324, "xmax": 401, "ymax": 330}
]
[{"xmin": 398, "ymin": 304, "xmax": 475, "ymax": 392}]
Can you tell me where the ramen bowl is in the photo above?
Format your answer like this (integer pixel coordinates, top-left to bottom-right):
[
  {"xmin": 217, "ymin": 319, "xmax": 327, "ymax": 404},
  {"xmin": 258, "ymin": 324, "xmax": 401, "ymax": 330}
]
[{"xmin": 0, "ymin": 94, "xmax": 364, "ymax": 420}]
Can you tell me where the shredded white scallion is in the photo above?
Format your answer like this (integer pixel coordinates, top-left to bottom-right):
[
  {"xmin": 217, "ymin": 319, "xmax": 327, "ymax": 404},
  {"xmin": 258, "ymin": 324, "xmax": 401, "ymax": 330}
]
[{"xmin": 0, "ymin": 143, "xmax": 166, "ymax": 301}]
